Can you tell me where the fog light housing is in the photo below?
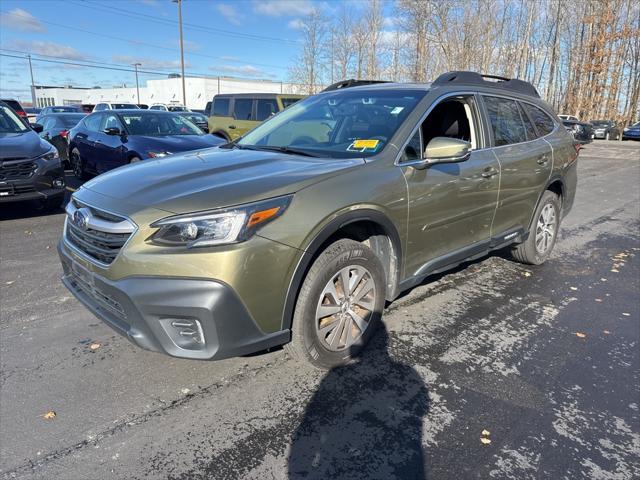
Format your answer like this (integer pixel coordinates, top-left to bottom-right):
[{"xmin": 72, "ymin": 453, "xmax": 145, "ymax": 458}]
[
  {"xmin": 159, "ymin": 317, "xmax": 205, "ymax": 350},
  {"xmin": 53, "ymin": 178, "xmax": 65, "ymax": 188}
]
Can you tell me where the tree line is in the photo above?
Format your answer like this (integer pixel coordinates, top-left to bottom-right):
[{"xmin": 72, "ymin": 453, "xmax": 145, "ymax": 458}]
[{"xmin": 289, "ymin": 0, "xmax": 640, "ymax": 126}]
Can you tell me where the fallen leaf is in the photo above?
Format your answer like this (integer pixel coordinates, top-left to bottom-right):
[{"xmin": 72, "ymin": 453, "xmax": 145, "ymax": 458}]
[
  {"xmin": 595, "ymin": 298, "xmax": 603, "ymax": 303},
  {"xmin": 610, "ymin": 268, "xmax": 619, "ymax": 273},
  {"xmin": 43, "ymin": 411, "xmax": 56, "ymax": 420},
  {"xmin": 5, "ymin": 281, "xmax": 14, "ymax": 285},
  {"xmin": 575, "ymin": 332, "xmax": 587, "ymax": 338},
  {"xmin": 523, "ymin": 272, "xmax": 531, "ymax": 277},
  {"xmin": 480, "ymin": 438, "xmax": 492, "ymax": 445},
  {"xmin": 570, "ymin": 286, "xmax": 578, "ymax": 291},
  {"xmin": 181, "ymin": 388, "xmax": 190, "ymax": 395},
  {"xmin": 622, "ymin": 313, "xmax": 630, "ymax": 317},
  {"xmin": 89, "ymin": 343, "xmax": 101, "ymax": 350},
  {"xmin": 600, "ymin": 278, "xmax": 607, "ymax": 282},
  {"xmin": 603, "ymin": 330, "xmax": 610, "ymax": 335},
  {"xmin": 481, "ymin": 429, "xmax": 491, "ymax": 436}
]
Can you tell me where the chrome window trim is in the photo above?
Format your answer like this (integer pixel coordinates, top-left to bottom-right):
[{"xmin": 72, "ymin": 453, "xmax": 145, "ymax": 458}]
[{"xmin": 394, "ymin": 90, "xmax": 487, "ymax": 168}]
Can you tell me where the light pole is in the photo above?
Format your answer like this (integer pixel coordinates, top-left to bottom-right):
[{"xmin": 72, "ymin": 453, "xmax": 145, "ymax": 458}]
[
  {"xmin": 132, "ymin": 62, "xmax": 141, "ymax": 104},
  {"xmin": 28, "ymin": 55, "xmax": 36, "ymax": 106},
  {"xmin": 173, "ymin": 0, "xmax": 187, "ymax": 106}
]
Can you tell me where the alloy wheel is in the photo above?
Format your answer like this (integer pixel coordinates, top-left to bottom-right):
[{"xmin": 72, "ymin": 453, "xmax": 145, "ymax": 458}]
[
  {"xmin": 315, "ymin": 265, "xmax": 376, "ymax": 351},
  {"xmin": 535, "ymin": 203, "xmax": 557, "ymax": 254}
]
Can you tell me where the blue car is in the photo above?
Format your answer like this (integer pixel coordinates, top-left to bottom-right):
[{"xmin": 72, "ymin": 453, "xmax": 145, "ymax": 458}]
[
  {"xmin": 622, "ymin": 121, "xmax": 640, "ymax": 141},
  {"xmin": 68, "ymin": 110, "xmax": 224, "ymax": 179}
]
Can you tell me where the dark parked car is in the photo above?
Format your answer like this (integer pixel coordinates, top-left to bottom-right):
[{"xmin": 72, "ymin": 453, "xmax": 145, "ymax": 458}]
[
  {"xmin": 24, "ymin": 107, "xmax": 41, "ymax": 122},
  {"xmin": 36, "ymin": 113, "xmax": 86, "ymax": 166},
  {"xmin": 137, "ymin": 104, "xmax": 149, "ymax": 109},
  {"xmin": 0, "ymin": 102, "xmax": 65, "ymax": 210},
  {"xmin": 562, "ymin": 120, "xmax": 592, "ymax": 144},
  {"xmin": 68, "ymin": 110, "xmax": 224, "ymax": 179},
  {"xmin": 178, "ymin": 111, "xmax": 209, "ymax": 133},
  {"xmin": 622, "ymin": 121, "xmax": 640, "ymax": 141},
  {"xmin": 0, "ymin": 98, "xmax": 27, "ymax": 121},
  {"xmin": 590, "ymin": 120, "xmax": 620, "ymax": 140},
  {"xmin": 36, "ymin": 106, "xmax": 82, "ymax": 123}
]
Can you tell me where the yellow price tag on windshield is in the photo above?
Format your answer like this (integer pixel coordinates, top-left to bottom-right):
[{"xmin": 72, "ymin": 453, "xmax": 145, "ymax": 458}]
[{"xmin": 352, "ymin": 139, "xmax": 380, "ymax": 149}]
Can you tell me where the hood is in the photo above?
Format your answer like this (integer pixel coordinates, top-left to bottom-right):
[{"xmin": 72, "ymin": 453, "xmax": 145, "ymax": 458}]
[
  {"xmin": 81, "ymin": 147, "xmax": 364, "ymax": 214},
  {"xmin": 131, "ymin": 134, "xmax": 223, "ymax": 155},
  {"xmin": 0, "ymin": 130, "xmax": 50, "ymax": 159}
]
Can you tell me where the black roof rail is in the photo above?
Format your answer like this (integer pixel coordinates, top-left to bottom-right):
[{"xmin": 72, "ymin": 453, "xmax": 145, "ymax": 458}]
[
  {"xmin": 432, "ymin": 71, "xmax": 540, "ymax": 98},
  {"xmin": 322, "ymin": 79, "xmax": 391, "ymax": 92}
]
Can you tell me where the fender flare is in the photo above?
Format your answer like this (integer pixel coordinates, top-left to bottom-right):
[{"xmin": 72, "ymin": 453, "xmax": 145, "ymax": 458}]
[
  {"xmin": 280, "ymin": 209, "xmax": 402, "ymax": 331},
  {"xmin": 526, "ymin": 176, "xmax": 565, "ymax": 234}
]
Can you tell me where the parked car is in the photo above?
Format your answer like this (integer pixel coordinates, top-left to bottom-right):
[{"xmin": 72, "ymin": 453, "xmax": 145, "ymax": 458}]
[
  {"xmin": 207, "ymin": 93, "xmax": 304, "ymax": 141},
  {"xmin": 58, "ymin": 71, "xmax": 577, "ymax": 368},
  {"xmin": 558, "ymin": 114, "xmax": 579, "ymax": 122},
  {"xmin": 92, "ymin": 103, "xmax": 139, "ymax": 112},
  {"xmin": 204, "ymin": 101, "xmax": 212, "ymax": 116},
  {"xmin": 67, "ymin": 110, "xmax": 224, "ymax": 179},
  {"xmin": 622, "ymin": 121, "xmax": 640, "ymax": 141},
  {"xmin": 177, "ymin": 111, "xmax": 209, "ymax": 133},
  {"xmin": 0, "ymin": 101, "xmax": 65, "ymax": 210},
  {"xmin": 589, "ymin": 119, "xmax": 621, "ymax": 140},
  {"xmin": 36, "ymin": 105, "xmax": 83, "ymax": 123},
  {"xmin": 0, "ymin": 98, "xmax": 27, "ymax": 121},
  {"xmin": 150, "ymin": 104, "xmax": 190, "ymax": 112},
  {"xmin": 67, "ymin": 104, "xmax": 95, "ymax": 114},
  {"xmin": 24, "ymin": 107, "xmax": 41, "ymax": 122},
  {"xmin": 36, "ymin": 113, "xmax": 86, "ymax": 167},
  {"xmin": 562, "ymin": 120, "xmax": 593, "ymax": 144},
  {"xmin": 137, "ymin": 104, "xmax": 149, "ymax": 110}
]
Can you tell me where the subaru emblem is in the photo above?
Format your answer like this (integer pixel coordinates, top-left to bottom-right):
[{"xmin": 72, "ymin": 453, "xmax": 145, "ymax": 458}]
[{"xmin": 72, "ymin": 208, "xmax": 90, "ymax": 231}]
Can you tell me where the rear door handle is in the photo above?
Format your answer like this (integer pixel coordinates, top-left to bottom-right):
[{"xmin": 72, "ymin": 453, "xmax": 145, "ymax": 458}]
[
  {"xmin": 481, "ymin": 167, "xmax": 499, "ymax": 178},
  {"xmin": 537, "ymin": 155, "xmax": 549, "ymax": 165}
]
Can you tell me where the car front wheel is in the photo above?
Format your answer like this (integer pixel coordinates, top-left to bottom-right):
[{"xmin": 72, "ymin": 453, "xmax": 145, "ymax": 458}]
[
  {"xmin": 286, "ymin": 239, "xmax": 386, "ymax": 369},
  {"xmin": 70, "ymin": 148, "xmax": 88, "ymax": 180}
]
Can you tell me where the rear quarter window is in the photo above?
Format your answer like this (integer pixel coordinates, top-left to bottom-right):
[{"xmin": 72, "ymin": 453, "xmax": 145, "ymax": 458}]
[{"xmin": 521, "ymin": 103, "xmax": 555, "ymax": 137}]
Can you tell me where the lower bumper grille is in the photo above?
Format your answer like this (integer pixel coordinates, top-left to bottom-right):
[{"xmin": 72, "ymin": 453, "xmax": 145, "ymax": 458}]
[{"xmin": 68, "ymin": 269, "xmax": 127, "ymax": 322}]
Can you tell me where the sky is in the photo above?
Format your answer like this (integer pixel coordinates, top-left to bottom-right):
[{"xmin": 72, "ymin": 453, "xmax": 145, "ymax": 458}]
[{"xmin": 0, "ymin": 0, "xmax": 366, "ymax": 102}]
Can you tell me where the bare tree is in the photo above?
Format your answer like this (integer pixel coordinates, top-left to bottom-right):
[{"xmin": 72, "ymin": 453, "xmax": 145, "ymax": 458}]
[{"xmin": 288, "ymin": 8, "xmax": 327, "ymax": 94}]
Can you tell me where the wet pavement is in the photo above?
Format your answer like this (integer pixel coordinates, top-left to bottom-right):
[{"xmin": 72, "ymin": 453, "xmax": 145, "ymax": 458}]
[{"xmin": 1, "ymin": 140, "xmax": 638, "ymax": 479}]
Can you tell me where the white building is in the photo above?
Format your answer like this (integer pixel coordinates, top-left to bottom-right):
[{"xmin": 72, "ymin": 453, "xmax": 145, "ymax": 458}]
[{"xmin": 34, "ymin": 76, "xmax": 304, "ymax": 109}]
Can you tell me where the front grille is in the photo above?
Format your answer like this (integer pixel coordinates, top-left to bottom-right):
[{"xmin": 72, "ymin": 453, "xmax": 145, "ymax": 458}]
[
  {"xmin": 68, "ymin": 270, "xmax": 127, "ymax": 322},
  {"xmin": 64, "ymin": 201, "xmax": 135, "ymax": 265},
  {"xmin": 0, "ymin": 161, "xmax": 36, "ymax": 181}
]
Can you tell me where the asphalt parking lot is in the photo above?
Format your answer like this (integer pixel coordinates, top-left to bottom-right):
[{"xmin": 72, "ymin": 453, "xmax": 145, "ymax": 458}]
[{"xmin": 1, "ymin": 140, "xmax": 639, "ymax": 479}]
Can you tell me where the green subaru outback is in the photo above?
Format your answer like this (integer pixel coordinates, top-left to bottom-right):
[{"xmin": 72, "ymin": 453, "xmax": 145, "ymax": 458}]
[
  {"xmin": 58, "ymin": 71, "xmax": 578, "ymax": 368},
  {"xmin": 207, "ymin": 93, "xmax": 304, "ymax": 141}
]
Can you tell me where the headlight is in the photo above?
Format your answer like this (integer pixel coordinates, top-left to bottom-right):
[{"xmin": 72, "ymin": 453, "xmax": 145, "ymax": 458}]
[
  {"xmin": 149, "ymin": 195, "xmax": 292, "ymax": 248},
  {"xmin": 40, "ymin": 147, "xmax": 59, "ymax": 162},
  {"xmin": 147, "ymin": 151, "xmax": 172, "ymax": 158}
]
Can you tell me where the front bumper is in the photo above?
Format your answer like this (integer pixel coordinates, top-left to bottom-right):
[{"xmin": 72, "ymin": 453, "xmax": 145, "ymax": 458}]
[
  {"xmin": 0, "ymin": 158, "xmax": 65, "ymax": 203},
  {"xmin": 58, "ymin": 241, "xmax": 290, "ymax": 360}
]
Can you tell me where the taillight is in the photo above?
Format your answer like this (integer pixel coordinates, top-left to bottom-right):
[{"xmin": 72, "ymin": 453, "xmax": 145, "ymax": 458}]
[
  {"xmin": 16, "ymin": 110, "xmax": 26, "ymax": 117},
  {"xmin": 60, "ymin": 130, "xmax": 69, "ymax": 139}
]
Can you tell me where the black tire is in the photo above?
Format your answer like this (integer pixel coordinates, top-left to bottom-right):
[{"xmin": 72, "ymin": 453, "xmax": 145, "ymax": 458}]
[
  {"xmin": 70, "ymin": 148, "xmax": 88, "ymax": 180},
  {"xmin": 285, "ymin": 239, "xmax": 386, "ymax": 369},
  {"xmin": 511, "ymin": 190, "xmax": 562, "ymax": 265}
]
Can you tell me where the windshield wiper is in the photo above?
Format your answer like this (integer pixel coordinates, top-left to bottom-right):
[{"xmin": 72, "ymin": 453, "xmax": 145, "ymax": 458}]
[{"xmin": 239, "ymin": 145, "xmax": 319, "ymax": 157}]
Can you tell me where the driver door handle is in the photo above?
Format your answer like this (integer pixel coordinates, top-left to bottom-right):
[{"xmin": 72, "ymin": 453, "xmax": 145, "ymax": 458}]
[
  {"xmin": 481, "ymin": 167, "xmax": 499, "ymax": 178},
  {"xmin": 537, "ymin": 155, "xmax": 549, "ymax": 165}
]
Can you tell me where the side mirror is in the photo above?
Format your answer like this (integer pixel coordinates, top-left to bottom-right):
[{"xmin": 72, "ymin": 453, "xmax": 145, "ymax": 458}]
[
  {"xmin": 31, "ymin": 123, "xmax": 43, "ymax": 133},
  {"xmin": 104, "ymin": 127, "xmax": 121, "ymax": 136},
  {"xmin": 421, "ymin": 137, "xmax": 471, "ymax": 166}
]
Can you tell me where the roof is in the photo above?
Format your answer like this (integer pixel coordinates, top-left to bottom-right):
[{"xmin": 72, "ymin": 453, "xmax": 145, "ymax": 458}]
[{"xmin": 213, "ymin": 93, "xmax": 305, "ymax": 99}]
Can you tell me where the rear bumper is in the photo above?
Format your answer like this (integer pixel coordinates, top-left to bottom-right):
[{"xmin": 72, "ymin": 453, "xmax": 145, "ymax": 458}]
[{"xmin": 58, "ymin": 240, "xmax": 290, "ymax": 360}]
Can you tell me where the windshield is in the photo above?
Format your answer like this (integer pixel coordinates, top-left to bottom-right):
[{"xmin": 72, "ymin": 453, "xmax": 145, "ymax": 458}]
[
  {"xmin": 238, "ymin": 89, "xmax": 426, "ymax": 158},
  {"xmin": 181, "ymin": 113, "xmax": 206, "ymax": 122},
  {"xmin": 60, "ymin": 114, "xmax": 86, "ymax": 127},
  {"xmin": 113, "ymin": 104, "xmax": 138, "ymax": 109},
  {"xmin": 0, "ymin": 105, "xmax": 29, "ymax": 133},
  {"xmin": 50, "ymin": 106, "xmax": 77, "ymax": 113},
  {"xmin": 119, "ymin": 112, "xmax": 203, "ymax": 136}
]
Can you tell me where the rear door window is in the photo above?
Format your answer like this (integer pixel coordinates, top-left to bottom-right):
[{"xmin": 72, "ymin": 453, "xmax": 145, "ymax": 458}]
[
  {"xmin": 233, "ymin": 99, "xmax": 253, "ymax": 120},
  {"xmin": 521, "ymin": 103, "xmax": 555, "ymax": 137},
  {"xmin": 483, "ymin": 96, "xmax": 527, "ymax": 146},
  {"xmin": 212, "ymin": 98, "xmax": 230, "ymax": 116},
  {"xmin": 255, "ymin": 99, "xmax": 278, "ymax": 121}
]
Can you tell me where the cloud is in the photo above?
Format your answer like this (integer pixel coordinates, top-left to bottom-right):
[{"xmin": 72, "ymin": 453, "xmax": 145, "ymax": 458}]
[
  {"xmin": 215, "ymin": 4, "xmax": 242, "ymax": 26},
  {"xmin": 252, "ymin": 0, "xmax": 314, "ymax": 17},
  {"xmin": 7, "ymin": 40, "xmax": 88, "ymax": 60},
  {"xmin": 211, "ymin": 64, "xmax": 274, "ymax": 78},
  {"xmin": 0, "ymin": 8, "xmax": 45, "ymax": 32},
  {"xmin": 287, "ymin": 18, "xmax": 305, "ymax": 30},
  {"xmin": 112, "ymin": 55, "xmax": 190, "ymax": 70}
]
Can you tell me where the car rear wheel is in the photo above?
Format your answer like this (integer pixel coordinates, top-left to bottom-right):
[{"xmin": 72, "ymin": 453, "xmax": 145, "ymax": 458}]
[
  {"xmin": 129, "ymin": 156, "xmax": 141, "ymax": 164},
  {"xmin": 285, "ymin": 239, "xmax": 386, "ymax": 369},
  {"xmin": 70, "ymin": 148, "xmax": 88, "ymax": 180},
  {"xmin": 511, "ymin": 191, "xmax": 561, "ymax": 265}
]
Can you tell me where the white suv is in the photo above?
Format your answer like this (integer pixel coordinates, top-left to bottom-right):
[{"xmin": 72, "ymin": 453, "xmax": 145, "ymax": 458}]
[
  {"xmin": 150, "ymin": 103, "xmax": 189, "ymax": 112},
  {"xmin": 93, "ymin": 103, "xmax": 139, "ymax": 112}
]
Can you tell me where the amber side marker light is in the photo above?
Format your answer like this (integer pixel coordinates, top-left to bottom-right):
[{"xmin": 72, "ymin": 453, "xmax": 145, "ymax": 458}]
[{"xmin": 247, "ymin": 207, "xmax": 281, "ymax": 228}]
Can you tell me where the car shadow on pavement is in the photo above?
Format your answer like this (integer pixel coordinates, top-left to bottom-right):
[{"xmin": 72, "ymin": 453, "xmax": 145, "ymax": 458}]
[{"xmin": 288, "ymin": 324, "xmax": 429, "ymax": 479}]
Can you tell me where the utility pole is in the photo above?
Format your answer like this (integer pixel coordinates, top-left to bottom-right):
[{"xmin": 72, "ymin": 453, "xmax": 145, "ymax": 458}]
[
  {"xmin": 27, "ymin": 55, "xmax": 36, "ymax": 107},
  {"xmin": 132, "ymin": 63, "xmax": 141, "ymax": 104},
  {"xmin": 173, "ymin": 0, "xmax": 187, "ymax": 106}
]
